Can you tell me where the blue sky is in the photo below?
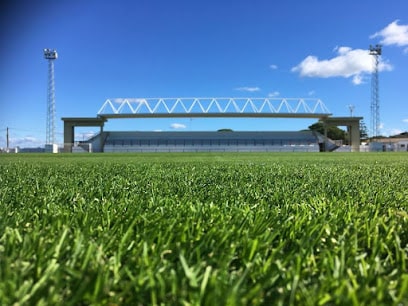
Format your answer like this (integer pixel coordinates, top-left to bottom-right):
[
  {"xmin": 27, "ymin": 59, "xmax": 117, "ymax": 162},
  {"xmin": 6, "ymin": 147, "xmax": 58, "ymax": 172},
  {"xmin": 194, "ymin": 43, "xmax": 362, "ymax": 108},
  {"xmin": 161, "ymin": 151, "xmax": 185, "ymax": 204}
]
[{"xmin": 1, "ymin": 0, "xmax": 407, "ymax": 147}]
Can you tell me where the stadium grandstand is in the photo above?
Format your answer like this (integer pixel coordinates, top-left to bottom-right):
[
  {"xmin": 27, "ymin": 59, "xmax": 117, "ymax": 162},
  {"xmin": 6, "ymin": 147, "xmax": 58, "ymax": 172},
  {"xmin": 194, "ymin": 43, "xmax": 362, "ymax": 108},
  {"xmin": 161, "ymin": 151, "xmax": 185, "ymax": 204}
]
[
  {"xmin": 77, "ymin": 130, "xmax": 337, "ymax": 153},
  {"xmin": 64, "ymin": 97, "xmax": 361, "ymax": 153}
]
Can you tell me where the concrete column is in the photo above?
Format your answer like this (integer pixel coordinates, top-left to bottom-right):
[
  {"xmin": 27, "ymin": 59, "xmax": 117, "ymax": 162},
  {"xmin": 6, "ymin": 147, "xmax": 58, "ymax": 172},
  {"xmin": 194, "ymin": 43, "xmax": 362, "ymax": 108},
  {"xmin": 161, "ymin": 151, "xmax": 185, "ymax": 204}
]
[
  {"xmin": 350, "ymin": 122, "xmax": 360, "ymax": 152},
  {"xmin": 99, "ymin": 125, "xmax": 104, "ymax": 152},
  {"xmin": 323, "ymin": 122, "xmax": 328, "ymax": 152},
  {"xmin": 63, "ymin": 123, "xmax": 74, "ymax": 153}
]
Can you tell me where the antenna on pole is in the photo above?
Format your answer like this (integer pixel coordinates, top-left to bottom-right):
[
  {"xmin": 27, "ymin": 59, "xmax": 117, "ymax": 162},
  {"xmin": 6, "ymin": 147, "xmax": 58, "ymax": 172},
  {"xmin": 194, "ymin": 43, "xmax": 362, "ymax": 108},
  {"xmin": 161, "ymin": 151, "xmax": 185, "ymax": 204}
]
[
  {"xmin": 44, "ymin": 48, "xmax": 58, "ymax": 146},
  {"xmin": 369, "ymin": 44, "xmax": 381, "ymax": 139},
  {"xmin": 347, "ymin": 104, "xmax": 355, "ymax": 117}
]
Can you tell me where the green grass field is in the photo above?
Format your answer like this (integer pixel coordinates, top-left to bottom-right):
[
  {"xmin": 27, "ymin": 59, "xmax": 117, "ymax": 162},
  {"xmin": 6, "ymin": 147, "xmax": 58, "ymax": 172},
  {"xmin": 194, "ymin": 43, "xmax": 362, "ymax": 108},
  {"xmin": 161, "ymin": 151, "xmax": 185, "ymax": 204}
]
[{"xmin": 1, "ymin": 153, "xmax": 407, "ymax": 305}]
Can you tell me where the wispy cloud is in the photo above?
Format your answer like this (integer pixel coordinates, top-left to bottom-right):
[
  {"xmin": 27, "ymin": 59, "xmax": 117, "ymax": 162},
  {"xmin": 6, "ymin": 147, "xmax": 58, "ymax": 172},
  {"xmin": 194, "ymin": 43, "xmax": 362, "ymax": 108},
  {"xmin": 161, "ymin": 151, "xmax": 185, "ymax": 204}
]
[
  {"xmin": 269, "ymin": 64, "xmax": 278, "ymax": 70},
  {"xmin": 377, "ymin": 123, "xmax": 405, "ymax": 137},
  {"xmin": 291, "ymin": 46, "xmax": 392, "ymax": 85},
  {"xmin": 389, "ymin": 128, "xmax": 403, "ymax": 136},
  {"xmin": 382, "ymin": 127, "xmax": 403, "ymax": 137},
  {"xmin": 371, "ymin": 20, "xmax": 408, "ymax": 52},
  {"xmin": 112, "ymin": 98, "xmax": 147, "ymax": 103},
  {"xmin": 170, "ymin": 123, "xmax": 187, "ymax": 129},
  {"xmin": 9, "ymin": 136, "xmax": 43, "ymax": 148},
  {"xmin": 235, "ymin": 87, "xmax": 261, "ymax": 92},
  {"xmin": 352, "ymin": 74, "xmax": 364, "ymax": 85},
  {"xmin": 76, "ymin": 131, "xmax": 96, "ymax": 140},
  {"xmin": 268, "ymin": 91, "xmax": 280, "ymax": 98},
  {"xmin": 308, "ymin": 90, "xmax": 316, "ymax": 96},
  {"xmin": 403, "ymin": 118, "xmax": 408, "ymax": 123}
]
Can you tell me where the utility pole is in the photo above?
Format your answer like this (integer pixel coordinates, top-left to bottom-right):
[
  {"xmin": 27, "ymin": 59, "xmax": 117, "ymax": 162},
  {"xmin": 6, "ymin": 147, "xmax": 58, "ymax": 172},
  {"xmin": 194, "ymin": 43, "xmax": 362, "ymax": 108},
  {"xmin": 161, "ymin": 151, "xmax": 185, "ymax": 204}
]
[{"xmin": 6, "ymin": 127, "xmax": 9, "ymax": 150}]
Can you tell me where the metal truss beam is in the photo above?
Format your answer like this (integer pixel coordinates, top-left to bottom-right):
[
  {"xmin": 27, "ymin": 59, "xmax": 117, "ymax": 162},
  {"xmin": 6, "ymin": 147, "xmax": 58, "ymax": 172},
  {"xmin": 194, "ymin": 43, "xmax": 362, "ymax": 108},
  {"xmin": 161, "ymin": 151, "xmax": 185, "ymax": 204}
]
[{"xmin": 97, "ymin": 98, "xmax": 331, "ymax": 119}]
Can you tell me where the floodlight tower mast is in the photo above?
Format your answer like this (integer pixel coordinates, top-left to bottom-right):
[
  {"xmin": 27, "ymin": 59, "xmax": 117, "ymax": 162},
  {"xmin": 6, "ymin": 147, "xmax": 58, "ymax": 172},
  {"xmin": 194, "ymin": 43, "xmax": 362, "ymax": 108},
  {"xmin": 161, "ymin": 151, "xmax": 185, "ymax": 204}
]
[
  {"xmin": 369, "ymin": 44, "xmax": 381, "ymax": 139},
  {"xmin": 44, "ymin": 48, "xmax": 58, "ymax": 145}
]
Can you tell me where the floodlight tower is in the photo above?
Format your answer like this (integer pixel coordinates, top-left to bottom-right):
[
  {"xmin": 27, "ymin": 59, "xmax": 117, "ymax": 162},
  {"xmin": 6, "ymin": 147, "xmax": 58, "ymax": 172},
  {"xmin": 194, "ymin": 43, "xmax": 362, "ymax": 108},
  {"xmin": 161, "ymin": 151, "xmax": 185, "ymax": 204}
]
[
  {"xmin": 44, "ymin": 48, "xmax": 58, "ymax": 145},
  {"xmin": 369, "ymin": 44, "xmax": 381, "ymax": 139}
]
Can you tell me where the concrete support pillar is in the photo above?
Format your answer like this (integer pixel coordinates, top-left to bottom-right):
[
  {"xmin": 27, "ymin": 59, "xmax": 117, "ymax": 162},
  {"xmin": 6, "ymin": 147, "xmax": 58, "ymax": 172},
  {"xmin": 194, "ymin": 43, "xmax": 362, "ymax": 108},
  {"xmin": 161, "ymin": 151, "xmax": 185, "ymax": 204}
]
[
  {"xmin": 63, "ymin": 123, "xmax": 74, "ymax": 153},
  {"xmin": 99, "ymin": 125, "xmax": 104, "ymax": 153},
  {"xmin": 350, "ymin": 122, "xmax": 360, "ymax": 152},
  {"xmin": 323, "ymin": 122, "xmax": 328, "ymax": 152}
]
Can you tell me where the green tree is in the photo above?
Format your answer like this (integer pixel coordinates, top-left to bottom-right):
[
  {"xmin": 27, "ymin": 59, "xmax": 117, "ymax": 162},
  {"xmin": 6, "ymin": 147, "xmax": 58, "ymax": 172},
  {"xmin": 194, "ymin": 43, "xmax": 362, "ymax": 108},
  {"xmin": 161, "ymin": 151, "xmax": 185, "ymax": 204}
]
[
  {"xmin": 360, "ymin": 120, "xmax": 369, "ymax": 140},
  {"xmin": 217, "ymin": 129, "xmax": 233, "ymax": 132},
  {"xmin": 308, "ymin": 122, "xmax": 347, "ymax": 141}
]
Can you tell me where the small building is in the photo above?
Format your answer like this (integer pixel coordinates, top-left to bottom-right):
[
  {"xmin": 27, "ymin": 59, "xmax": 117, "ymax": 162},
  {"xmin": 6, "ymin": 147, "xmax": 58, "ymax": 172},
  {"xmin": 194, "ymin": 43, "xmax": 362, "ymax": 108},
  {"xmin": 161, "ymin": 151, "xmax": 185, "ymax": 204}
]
[{"xmin": 370, "ymin": 138, "xmax": 408, "ymax": 152}]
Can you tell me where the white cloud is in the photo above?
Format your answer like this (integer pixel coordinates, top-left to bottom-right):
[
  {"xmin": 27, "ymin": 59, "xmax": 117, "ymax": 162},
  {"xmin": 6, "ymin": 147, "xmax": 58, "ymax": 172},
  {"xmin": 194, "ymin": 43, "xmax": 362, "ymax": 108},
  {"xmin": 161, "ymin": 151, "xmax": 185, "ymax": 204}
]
[
  {"xmin": 170, "ymin": 123, "xmax": 187, "ymax": 129},
  {"xmin": 15, "ymin": 136, "xmax": 39, "ymax": 144},
  {"xmin": 390, "ymin": 128, "xmax": 403, "ymax": 136},
  {"xmin": 380, "ymin": 125, "xmax": 403, "ymax": 137},
  {"xmin": 308, "ymin": 90, "xmax": 315, "ymax": 96},
  {"xmin": 235, "ymin": 87, "xmax": 261, "ymax": 92},
  {"xmin": 380, "ymin": 121, "xmax": 408, "ymax": 136},
  {"xmin": 10, "ymin": 136, "xmax": 43, "ymax": 148},
  {"xmin": 352, "ymin": 74, "xmax": 364, "ymax": 85},
  {"xmin": 269, "ymin": 64, "xmax": 278, "ymax": 70},
  {"xmin": 268, "ymin": 91, "xmax": 280, "ymax": 98},
  {"xmin": 113, "ymin": 98, "xmax": 147, "ymax": 103},
  {"xmin": 77, "ymin": 131, "xmax": 96, "ymax": 140},
  {"xmin": 291, "ymin": 46, "xmax": 392, "ymax": 84},
  {"xmin": 371, "ymin": 20, "xmax": 408, "ymax": 47}
]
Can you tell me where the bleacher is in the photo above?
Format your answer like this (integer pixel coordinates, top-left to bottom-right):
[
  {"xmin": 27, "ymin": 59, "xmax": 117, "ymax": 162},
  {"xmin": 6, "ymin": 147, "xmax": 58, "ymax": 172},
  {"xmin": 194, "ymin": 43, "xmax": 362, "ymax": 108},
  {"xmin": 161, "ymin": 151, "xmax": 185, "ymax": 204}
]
[{"xmin": 98, "ymin": 131, "xmax": 321, "ymax": 153}]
